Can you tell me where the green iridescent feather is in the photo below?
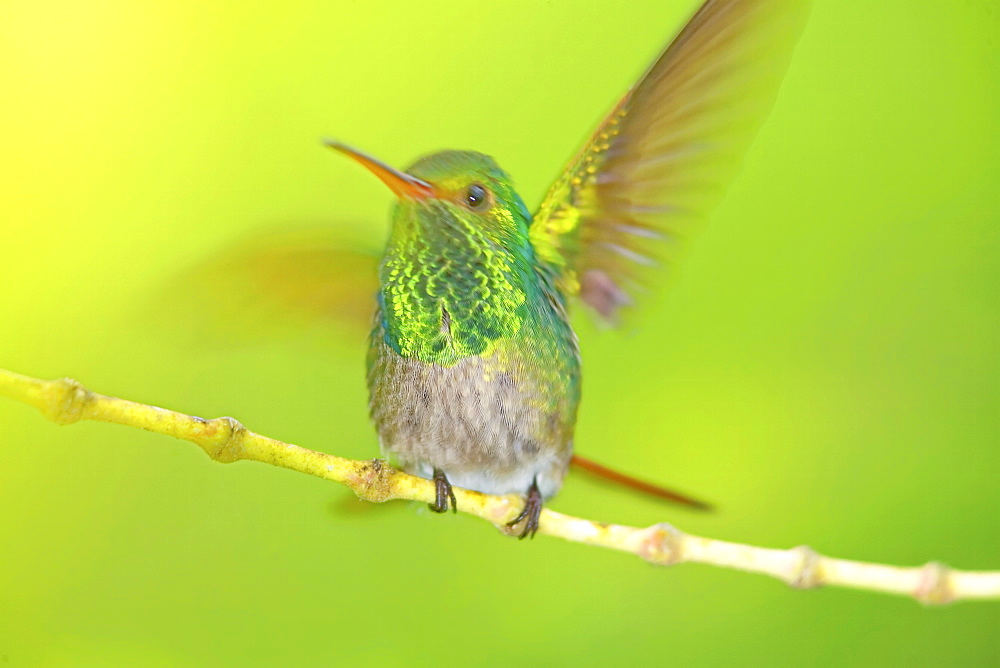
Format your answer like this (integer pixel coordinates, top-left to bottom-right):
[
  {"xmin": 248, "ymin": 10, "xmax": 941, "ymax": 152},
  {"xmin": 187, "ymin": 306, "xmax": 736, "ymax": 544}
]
[{"xmin": 375, "ymin": 151, "xmax": 572, "ymax": 370}]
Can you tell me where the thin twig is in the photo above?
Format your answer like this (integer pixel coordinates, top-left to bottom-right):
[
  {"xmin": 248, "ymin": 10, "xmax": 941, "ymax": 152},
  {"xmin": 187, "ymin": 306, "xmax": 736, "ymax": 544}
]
[{"xmin": 1, "ymin": 367, "xmax": 997, "ymax": 605}]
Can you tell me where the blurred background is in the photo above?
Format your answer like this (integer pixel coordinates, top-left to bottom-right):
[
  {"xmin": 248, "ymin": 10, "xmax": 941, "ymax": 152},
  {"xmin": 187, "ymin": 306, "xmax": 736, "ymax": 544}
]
[{"xmin": 1, "ymin": 0, "xmax": 998, "ymax": 664}]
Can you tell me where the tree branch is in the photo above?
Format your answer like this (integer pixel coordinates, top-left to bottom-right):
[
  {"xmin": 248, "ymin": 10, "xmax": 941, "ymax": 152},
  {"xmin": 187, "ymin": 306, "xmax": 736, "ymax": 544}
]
[{"xmin": 2, "ymin": 366, "xmax": 997, "ymax": 605}]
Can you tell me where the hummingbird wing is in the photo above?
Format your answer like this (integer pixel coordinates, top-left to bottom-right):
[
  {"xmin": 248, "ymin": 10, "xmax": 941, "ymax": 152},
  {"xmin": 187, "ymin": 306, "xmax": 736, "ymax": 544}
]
[
  {"xmin": 530, "ymin": 0, "xmax": 810, "ymax": 320},
  {"xmin": 149, "ymin": 226, "xmax": 379, "ymax": 346}
]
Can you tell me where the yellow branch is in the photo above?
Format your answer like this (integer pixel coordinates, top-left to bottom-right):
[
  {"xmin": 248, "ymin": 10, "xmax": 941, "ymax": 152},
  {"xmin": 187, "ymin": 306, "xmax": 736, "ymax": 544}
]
[{"xmin": 2, "ymin": 367, "xmax": 997, "ymax": 605}]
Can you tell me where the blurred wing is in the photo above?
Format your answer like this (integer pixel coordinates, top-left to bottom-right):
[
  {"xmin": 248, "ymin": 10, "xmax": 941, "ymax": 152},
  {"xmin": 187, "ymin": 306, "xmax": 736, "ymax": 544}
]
[
  {"xmin": 530, "ymin": 0, "xmax": 810, "ymax": 320},
  {"xmin": 151, "ymin": 226, "xmax": 379, "ymax": 346}
]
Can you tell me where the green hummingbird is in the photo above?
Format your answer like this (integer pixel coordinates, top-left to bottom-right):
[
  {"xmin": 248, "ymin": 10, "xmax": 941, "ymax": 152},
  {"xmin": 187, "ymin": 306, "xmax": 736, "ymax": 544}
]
[
  {"xmin": 167, "ymin": 0, "xmax": 809, "ymax": 538},
  {"xmin": 320, "ymin": 0, "xmax": 810, "ymax": 538}
]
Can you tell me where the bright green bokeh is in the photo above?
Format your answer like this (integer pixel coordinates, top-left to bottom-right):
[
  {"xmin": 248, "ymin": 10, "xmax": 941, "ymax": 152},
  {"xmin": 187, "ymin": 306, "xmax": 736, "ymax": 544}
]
[{"xmin": 1, "ymin": 1, "xmax": 998, "ymax": 664}]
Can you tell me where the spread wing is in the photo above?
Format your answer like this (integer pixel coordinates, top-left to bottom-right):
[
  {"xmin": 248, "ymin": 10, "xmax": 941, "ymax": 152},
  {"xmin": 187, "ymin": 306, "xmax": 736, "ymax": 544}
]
[
  {"xmin": 530, "ymin": 0, "xmax": 810, "ymax": 320},
  {"xmin": 150, "ymin": 226, "xmax": 379, "ymax": 346}
]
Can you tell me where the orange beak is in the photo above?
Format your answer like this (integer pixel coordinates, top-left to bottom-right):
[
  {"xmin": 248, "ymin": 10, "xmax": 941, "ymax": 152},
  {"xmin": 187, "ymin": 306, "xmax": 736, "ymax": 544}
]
[{"xmin": 324, "ymin": 139, "xmax": 434, "ymax": 200}]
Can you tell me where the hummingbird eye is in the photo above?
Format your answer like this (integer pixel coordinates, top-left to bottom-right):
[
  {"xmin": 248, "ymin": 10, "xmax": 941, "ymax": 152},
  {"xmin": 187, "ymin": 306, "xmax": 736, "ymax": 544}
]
[{"xmin": 465, "ymin": 183, "xmax": 489, "ymax": 210}]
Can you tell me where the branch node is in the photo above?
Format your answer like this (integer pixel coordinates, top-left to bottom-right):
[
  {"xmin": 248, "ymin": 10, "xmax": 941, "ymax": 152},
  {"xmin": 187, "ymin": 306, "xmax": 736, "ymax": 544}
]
[
  {"xmin": 198, "ymin": 416, "xmax": 247, "ymax": 463},
  {"xmin": 787, "ymin": 545, "xmax": 822, "ymax": 590},
  {"xmin": 352, "ymin": 458, "xmax": 395, "ymax": 503},
  {"xmin": 639, "ymin": 523, "xmax": 685, "ymax": 566},
  {"xmin": 45, "ymin": 377, "xmax": 92, "ymax": 425},
  {"xmin": 915, "ymin": 561, "xmax": 955, "ymax": 606}
]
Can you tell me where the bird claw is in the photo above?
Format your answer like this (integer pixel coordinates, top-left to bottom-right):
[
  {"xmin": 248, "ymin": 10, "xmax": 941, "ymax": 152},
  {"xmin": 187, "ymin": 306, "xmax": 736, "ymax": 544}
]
[
  {"xmin": 429, "ymin": 468, "xmax": 457, "ymax": 514},
  {"xmin": 506, "ymin": 479, "xmax": 543, "ymax": 540}
]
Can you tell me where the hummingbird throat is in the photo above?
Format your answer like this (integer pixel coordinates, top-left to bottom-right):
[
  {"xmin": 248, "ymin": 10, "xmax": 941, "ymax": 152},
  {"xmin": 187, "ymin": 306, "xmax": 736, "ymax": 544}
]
[{"xmin": 377, "ymin": 211, "xmax": 536, "ymax": 366}]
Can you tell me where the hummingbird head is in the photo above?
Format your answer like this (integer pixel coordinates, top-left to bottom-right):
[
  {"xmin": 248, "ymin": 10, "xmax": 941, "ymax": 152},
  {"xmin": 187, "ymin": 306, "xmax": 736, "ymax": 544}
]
[
  {"xmin": 327, "ymin": 141, "xmax": 546, "ymax": 363},
  {"xmin": 325, "ymin": 141, "xmax": 533, "ymax": 251}
]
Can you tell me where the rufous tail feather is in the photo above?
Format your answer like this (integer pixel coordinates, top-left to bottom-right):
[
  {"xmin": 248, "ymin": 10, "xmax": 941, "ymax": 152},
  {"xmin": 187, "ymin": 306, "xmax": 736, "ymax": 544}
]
[{"xmin": 570, "ymin": 454, "xmax": 713, "ymax": 511}]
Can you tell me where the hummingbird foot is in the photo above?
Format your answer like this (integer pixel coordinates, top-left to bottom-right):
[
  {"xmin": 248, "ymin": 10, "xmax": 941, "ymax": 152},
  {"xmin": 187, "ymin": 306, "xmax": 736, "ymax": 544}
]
[
  {"xmin": 506, "ymin": 479, "xmax": 543, "ymax": 540},
  {"xmin": 429, "ymin": 468, "xmax": 458, "ymax": 514}
]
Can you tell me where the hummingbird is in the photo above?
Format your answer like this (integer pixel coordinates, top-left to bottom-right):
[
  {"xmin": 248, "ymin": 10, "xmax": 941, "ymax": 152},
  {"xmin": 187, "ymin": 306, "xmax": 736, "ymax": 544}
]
[
  {"xmin": 321, "ymin": 0, "xmax": 810, "ymax": 538},
  {"xmin": 165, "ymin": 0, "xmax": 809, "ymax": 537}
]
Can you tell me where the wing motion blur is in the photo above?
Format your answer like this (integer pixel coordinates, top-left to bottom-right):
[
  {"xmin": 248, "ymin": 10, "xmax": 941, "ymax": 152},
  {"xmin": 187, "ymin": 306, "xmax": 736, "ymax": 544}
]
[
  {"xmin": 154, "ymin": 226, "xmax": 379, "ymax": 346},
  {"xmin": 530, "ymin": 0, "xmax": 810, "ymax": 321}
]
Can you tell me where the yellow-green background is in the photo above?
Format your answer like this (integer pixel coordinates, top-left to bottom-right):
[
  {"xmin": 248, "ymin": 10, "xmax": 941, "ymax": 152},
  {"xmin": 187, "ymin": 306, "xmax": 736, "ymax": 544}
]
[{"xmin": 1, "ymin": 1, "xmax": 998, "ymax": 664}]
